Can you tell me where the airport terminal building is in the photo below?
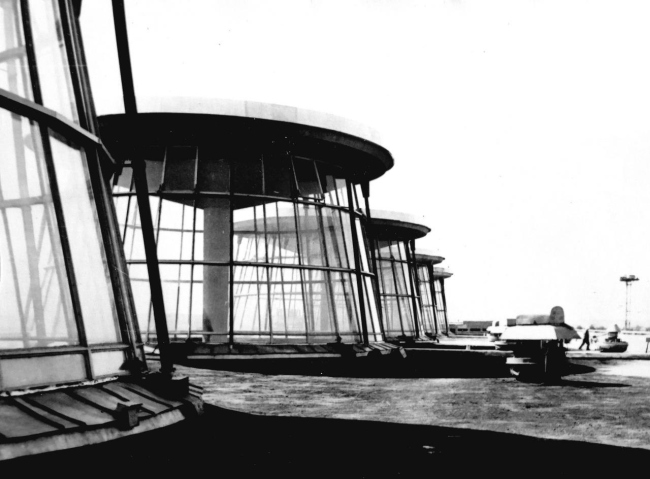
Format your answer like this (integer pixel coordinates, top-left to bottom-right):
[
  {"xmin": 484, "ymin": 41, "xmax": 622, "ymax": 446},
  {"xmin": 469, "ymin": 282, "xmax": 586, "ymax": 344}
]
[{"xmin": 102, "ymin": 99, "xmax": 402, "ymax": 363}]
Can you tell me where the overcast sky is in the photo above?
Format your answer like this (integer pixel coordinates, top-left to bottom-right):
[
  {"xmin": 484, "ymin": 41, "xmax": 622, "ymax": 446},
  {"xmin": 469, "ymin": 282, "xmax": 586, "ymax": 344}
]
[{"xmin": 81, "ymin": 0, "xmax": 650, "ymax": 328}]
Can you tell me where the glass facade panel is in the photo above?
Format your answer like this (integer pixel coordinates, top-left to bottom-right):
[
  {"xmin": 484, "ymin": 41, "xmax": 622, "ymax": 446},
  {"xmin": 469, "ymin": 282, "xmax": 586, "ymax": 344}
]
[
  {"xmin": 364, "ymin": 275, "xmax": 382, "ymax": 341},
  {"xmin": 28, "ymin": 0, "xmax": 78, "ymax": 121},
  {"xmin": 113, "ymin": 149, "xmax": 380, "ymax": 345},
  {"xmin": 434, "ymin": 278, "xmax": 448, "ymax": 334},
  {"xmin": 157, "ymin": 198, "xmax": 194, "ymax": 261},
  {"xmin": 293, "ymin": 157, "xmax": 323, "ymax": 199},
  {"xmin": 78, "ymin": 0, "xmax": 124, "ymax": 116},
  {"xmin": 158, "ymin": 263, "xmax": 194, "ymax": 337},
  {"xmin": 91, "ymin": 350, "xmax": 126, "ymax": 377},
  {"xmin": 0, "ymin": 110, "xmax": 77, "ymax": 349},
  {"xmin": 0, "ymin": 0, "xmax": 32, "ymax": 99},
  {"xmin": 331, "ymin": 272, "xmax": 359, "ymax": 340},
  {"xmin": 417, "ymin": 265, "xmax": 437, "ymax": 334},
  {"xmin": 1, "ymin": 354, "xmax": 86, "ymax": 389},
  {"xmin": 0, "ymin": 0, "xmax": 143, "ymax": 392},
  {"xmin": 296, "ymin": 204, "xmax": 325, "ymax": 266},
  {"xmin": 374, "ymin": 238, "xmax": 420, "ymax": 338},
  {"xmin": 50, "ymin": 132, "xmax": 120, "ymax": 344},
  {"xmin": 128, "ymin": 263, "xmax": 151, "ymax": 334},
  {"xmin": 322, "ymin": 208, "xmax": 348, "ymax": 269}
]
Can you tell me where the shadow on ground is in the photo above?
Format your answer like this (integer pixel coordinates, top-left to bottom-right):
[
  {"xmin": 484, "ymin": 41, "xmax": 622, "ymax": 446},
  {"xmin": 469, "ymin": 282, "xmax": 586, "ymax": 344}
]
[
  {"xmin": 180, "ymin": 353, "xmax": 514, "ymax": 379},
  {"xmin": 11, "ymin": 404, "xmax": 649, "ymax": 476}
]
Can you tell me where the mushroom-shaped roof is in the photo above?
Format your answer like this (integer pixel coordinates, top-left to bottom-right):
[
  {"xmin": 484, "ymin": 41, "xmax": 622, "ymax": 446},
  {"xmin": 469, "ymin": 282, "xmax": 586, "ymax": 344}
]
[
  {"xmin": 414, "ymin": 247, "xmax": 445, "ymax": 265},
  {"xmin": 432, "ymin": 266, "xmax": 453, "ymax": 279},
  {"xmin": 364, "ymin": 209, "xmax": 430, "ymax": 242},
  {"xmin": 99, "ymin": 98, "xmax": 394, "ymax": 183}
]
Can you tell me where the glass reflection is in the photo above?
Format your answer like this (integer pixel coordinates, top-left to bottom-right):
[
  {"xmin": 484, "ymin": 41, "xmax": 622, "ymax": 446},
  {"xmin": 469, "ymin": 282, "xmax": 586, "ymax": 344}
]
[
  {"xmin": 0, "ymin": 109, "xmax": 76, "ymax": 349},
  {"xmin": 434, "ymin": 276, "xmax": 448, "ymax": 334},
  {"xmin": 0, "ymin": 0, "xmax": 32, "ymax": 99},
  {"xmin": 375, "ymin": 239, "xmax": 419, "ymax": 338},
  {"xmin": 50, "ymin": 132, "xmax": 120, "ymax": 344},
  {"xmin": 417, "ymin": 265, "xmax": 437, "ymax": 334},
  {"xmin": 28, "ymin": 0, "xmax": 78, "ymax": 122}
]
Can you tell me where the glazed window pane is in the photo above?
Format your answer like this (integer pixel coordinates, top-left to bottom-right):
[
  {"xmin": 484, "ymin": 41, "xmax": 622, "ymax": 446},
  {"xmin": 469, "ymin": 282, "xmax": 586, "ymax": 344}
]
[
  {"xmin": 0, "ymin": 0, "xmax": 32, "ymax": 99},
  {"xmin": 0, "ymin": 111, "xmax": 77, "ymax": 349},
  {"xmin": 49, "ymin": 132, "xmax": 120, "ymax": 344},
  {"xmin": 28, "ymin": 0, "xmax": 78, "ymax": 121}
]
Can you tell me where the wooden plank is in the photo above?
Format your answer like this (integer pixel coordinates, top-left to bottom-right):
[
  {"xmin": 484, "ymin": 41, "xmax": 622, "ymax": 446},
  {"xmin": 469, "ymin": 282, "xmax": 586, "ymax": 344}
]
[
  {"xmin": 101, "ymin": 382, "xmax": 177, "ymax": 414},
  {"xmin": 12, "ymin": 397, "xmax": 79, "ymax": 430},
  {"xmin": 0, "ymin": 401, "xmax": 59, "ymax": 438},
  {"xmin": 69, "ymin": 387, "xmax": 154, "ymax": 419},
  {"xmin": 26, "ymin": 392, "xmax": 113, "ymax": 426}
]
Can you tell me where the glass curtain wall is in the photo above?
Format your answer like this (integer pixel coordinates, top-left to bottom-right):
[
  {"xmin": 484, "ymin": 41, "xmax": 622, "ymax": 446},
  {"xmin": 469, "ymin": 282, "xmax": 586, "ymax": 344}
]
[
  {"xmin": 416, "ymin": 264, "xmax": 438, "ymax": 335},
  {"xmin": 113, "ymin": 148, "xmax": 383, "ymax": 345},
  {"xmin": 433, "ymin": 273, "xmax": 449, "ymax": 334},
  {"xmin": 0, "ymin": 0, "xmax": 142, "ymax": 390},
  {"xmin": 374, "ymin": 239, "xmax": 421, "ymax": 338}
]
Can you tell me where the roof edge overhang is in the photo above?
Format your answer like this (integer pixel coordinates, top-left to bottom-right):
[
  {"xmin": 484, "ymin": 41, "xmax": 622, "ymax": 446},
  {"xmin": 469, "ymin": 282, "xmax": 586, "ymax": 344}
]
[
  {"xmin": 366, "ymin": 209, "xmax": 430, "ymax": 242},
  {"xmin": 432, "ymin": 267, "xmax": 453, "ymax": 279},
  {"xmin": 98, "ymin": 112, "xmax": 394, "ymax": 183}
]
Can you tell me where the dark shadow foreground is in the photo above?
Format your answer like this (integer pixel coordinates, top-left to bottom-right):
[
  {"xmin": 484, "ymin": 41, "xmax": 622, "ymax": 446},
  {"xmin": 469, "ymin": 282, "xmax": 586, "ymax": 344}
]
[
  {"xmin": 10, "ymin": 404, "xmax": 649, "ymax": 476},
  {"xmin": 178, "ymin": 350, "xmax": 514, "ymax": 379}
]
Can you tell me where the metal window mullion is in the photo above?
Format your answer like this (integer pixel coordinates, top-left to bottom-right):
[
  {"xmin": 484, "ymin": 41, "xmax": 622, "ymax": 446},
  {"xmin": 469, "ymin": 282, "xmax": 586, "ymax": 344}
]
[
  {"xmin": 441, "ymin": 278, "xmax": 449, "ymax": 333},
  {"xmin": 291, "ymin": 200, "xmax": 311, "ymax": 343},
  {"xmin": 261, "ymin": 204, "xmax": 274, "ymax": 342},
  {"xmin": 130, "ymin": 157, "xmax": 172, "ymax": 373},
  {"xmin": 112, "ymin": 0, "xmax": 137, "ymax": 114},
  {"xmin": 274, "ymin": 204, "xmax": 290, "ymax": 337},
  {"xmin": 19, "ymin": 0, "xmax": 43, "ymax": 106},
  {"xmin": 121, "ymin": 174, "xmax": 135, "ymax": 242},
  {"xmin": 362, "ymin": 192, "xmax": 385, "ymax": 340},
  {"xmin": 430, "ymin": 264, "xmax": 439, "ymax": 334},
  {"xmin": 61, "ymin": 0, "xmax": 100, "ymax": 135},
  {"xmin": 316, "ymin": 206, "xmax": 339, "ymax": 338},
  {"xmin": 188, "ymin": 188, "xmax": 198, "ymax": 338},
  {"xmin": 345, "ymin": 181, "xmax": 368, "ymax": 345},
  {"xmin": 83, "ymin": 142, "xmax": 141, "ymax": 361},
  {"xmin": 301, "ymin": 208, "xmax": 316, "ymax": 334},
  {"xmin": 387, "ymin": 245, "xmax": 406, "ymax": 337},
  {"xmin": 57, "ymin": 0, "xmax": 91, "ymax": 131},
  {"xmin": 405, "ymin": 240, "xmax": 421, "ymax": 339},
  {"xmin": 37, "ymin": 125, "xmax": 93, "ymax": 378},
  {"xmin": 172, "ymin": 205, "xmax": 187, "ymax": 339},
  {"xmin": 21, "ymin": 0, "xmax": 94, "ymax": 371},
  {"xmin": 228, "ymin": 170, "xmax": 235, "ymax": 346}
]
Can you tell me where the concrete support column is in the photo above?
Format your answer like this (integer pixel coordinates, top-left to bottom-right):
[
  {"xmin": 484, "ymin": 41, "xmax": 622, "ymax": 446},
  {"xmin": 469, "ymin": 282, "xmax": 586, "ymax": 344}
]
[{"xmin": 202, "ymin": 200, "xmax": 230, "ymax": 340}]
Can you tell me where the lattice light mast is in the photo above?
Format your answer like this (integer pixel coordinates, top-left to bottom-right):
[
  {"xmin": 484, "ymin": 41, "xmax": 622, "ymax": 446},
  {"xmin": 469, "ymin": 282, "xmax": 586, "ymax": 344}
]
[{"xmin": 620, "ymin": 275, "xmax": 639, "ymax": 331}]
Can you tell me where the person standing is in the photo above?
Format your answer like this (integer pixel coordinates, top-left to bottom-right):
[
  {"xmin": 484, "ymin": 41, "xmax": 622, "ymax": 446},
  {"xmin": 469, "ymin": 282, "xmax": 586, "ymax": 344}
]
[{"xmin": 579, "ymin": 329, "xmax": 590, "ymax": 350}]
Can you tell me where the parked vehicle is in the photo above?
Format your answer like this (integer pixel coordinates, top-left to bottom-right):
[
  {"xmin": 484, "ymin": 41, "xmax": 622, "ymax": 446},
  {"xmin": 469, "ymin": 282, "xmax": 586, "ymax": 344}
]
[{"xmin": 593, "ymin": 324, "xmax": 629, "ymax": 353}]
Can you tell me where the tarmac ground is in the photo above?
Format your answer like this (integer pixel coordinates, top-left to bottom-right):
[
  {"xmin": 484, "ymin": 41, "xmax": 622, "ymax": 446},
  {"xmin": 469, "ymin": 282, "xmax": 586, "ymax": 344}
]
[{"xmin": 9, "ymin": 352, "xmax": 650, "ymax": 476}]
